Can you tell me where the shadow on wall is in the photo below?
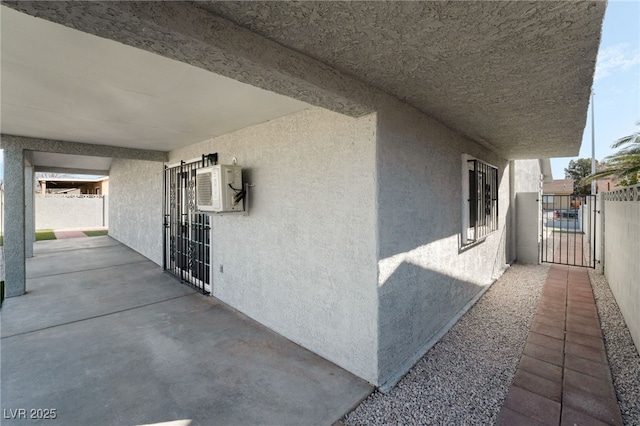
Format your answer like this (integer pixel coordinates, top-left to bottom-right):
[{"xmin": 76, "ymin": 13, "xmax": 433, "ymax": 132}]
[
  {"xmin": 378, "ymin": 260, "xmax": 488, "ymax": 383},
  {"xmin": 376, "ymin": 217, "xmax": 511, "ymax": 387},
  {"xmin": 376, "ymin": 155, "xmax": 509, "ymax": 261}
]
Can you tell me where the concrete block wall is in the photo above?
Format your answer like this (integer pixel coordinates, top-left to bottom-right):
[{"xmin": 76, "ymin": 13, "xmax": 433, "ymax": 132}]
[
  {"xmin": 168, "ymin": 107, "xmax": 380, "ymax": 383},
  {"xmin": 35, "ymin": 196, "xmax": 106, "ymax": 230},
  {"xmin": 374, "ymin": 98, "xmax": 512, "ymax": 387},
  {"xmin": 603, "ymin": 188, "xmax": 640, "ymax": 352}
]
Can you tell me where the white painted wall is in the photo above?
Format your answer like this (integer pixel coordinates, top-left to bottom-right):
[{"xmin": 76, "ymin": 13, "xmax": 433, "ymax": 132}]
[
  {"xmin": 514, "ymin": 159, "xmax": 543, "ymax": 264},
  {"xmin": 603, "ymin": 191, "xmax": 640, "ymax": 352},
  {"xmin": 516, "ymin": 193, "xmax": 540, "ymax": 264},
  {"xmin": 374, "ymin": 99, "xmax": 512, "ymax": 387},
  {"xmin": 169, "ymin": 108, "xmax": 380, "ymax": 383},
  {"xmin": 513, "ymin": 160, "xmax": 543, "ymax": 193},
  {"xmin": 109, "ymin": 158, "xmax": 163, "ymax": 265},
  {"xmin": 35, "ymin": 196, "xmax": 106, "ymax": 230}
]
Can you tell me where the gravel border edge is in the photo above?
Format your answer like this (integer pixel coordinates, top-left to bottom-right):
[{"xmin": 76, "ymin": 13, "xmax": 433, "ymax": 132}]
[{"xmin": 589, "ymin": 269, "xmax": 640, "ymax": 425}]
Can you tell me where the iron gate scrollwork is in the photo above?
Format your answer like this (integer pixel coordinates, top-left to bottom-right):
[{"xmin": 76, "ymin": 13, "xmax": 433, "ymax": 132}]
[{"xmin": 163, "ymin": 155, "xmax": 217, "ymax": 294}]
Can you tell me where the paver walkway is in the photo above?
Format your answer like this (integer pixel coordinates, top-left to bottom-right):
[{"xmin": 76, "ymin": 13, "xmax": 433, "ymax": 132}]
[
  {"xmin": 53, "ymin": 229, "xmax": 88, "ymax": 239},
  {"xmin": 498, "ymin": 264, "xmax": 623, "ymax": 425}
]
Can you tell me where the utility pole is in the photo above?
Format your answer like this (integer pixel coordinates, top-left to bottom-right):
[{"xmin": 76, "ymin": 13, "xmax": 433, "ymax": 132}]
[{"xmin": 591, "ymin": 91, "xmax": 596, "ymax": 195}]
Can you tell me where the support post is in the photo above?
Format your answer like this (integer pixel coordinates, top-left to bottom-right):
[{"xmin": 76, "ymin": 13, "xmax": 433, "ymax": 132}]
[
  {"xmin": 4, "ymin": 147, "xmax": 27, "ymax": 297},
  {"xmin": 591, "ymin": 91, "xmax": 596, "ymax": 195},
  {"xmin": 25, "ymin": 159, "xmax": 35, "ymax": 258}
]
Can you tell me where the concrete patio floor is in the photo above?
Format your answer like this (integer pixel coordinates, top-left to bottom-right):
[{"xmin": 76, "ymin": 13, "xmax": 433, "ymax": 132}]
[{"xmin": 1, "ymin": 237, "xmax": 373, "ymax": 426}]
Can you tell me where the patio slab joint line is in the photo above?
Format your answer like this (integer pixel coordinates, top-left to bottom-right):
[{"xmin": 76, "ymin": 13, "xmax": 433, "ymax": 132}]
[
  {"xmin": 27, "ymin": 259, "xmax": 150, "ymax": 280},
  {"xmin": 1, "ymin": 293, "xmax": 196, "ymax": 339}
]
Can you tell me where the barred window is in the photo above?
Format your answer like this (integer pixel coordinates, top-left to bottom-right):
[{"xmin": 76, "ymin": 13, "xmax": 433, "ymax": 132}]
[{"xmin": 463, "ymin": 158, "xmax": 498, "ymax": 244}]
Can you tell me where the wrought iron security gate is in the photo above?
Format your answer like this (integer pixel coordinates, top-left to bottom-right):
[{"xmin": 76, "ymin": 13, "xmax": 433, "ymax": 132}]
[
  {"xmin": 541, "ymin": 194, "xmax": 597, "ymax": 268},
  {"xmin": 163, "ymin": 155, "xmax": 217, "ymax": 294}
]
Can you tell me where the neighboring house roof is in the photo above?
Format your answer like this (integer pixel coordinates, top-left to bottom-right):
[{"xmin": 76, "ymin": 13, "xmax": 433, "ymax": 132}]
[
  {"xmin": 595, "ymin": 178, "xmax": 620, "ymax": 193},
  {"xmin": 38, "ymin": 177, "xmax": 108, "ymax": 183},
  {"xmin": 38, "ymin": 177, "xmax": 108, "ymax": 191},
  {"xmin": 543, "ymin": 179, "xmax": 574, "ymax": 195}
]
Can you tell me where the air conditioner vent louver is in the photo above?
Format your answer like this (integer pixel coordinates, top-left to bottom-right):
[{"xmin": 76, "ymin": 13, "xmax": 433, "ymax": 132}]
[
  {"xmin": 196, "ymin": 172, "xmax": 213, "ymax": 207},
  {"xmin": 196, "ymin": 165, "xmax": 243, "ymax": 212}
]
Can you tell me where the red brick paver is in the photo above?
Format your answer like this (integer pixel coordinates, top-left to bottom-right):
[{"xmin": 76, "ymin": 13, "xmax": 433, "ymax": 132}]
[
  {"xmin": 53, "ymin": 230, "xmax": 88, "ymax": 239},
  {"xmin": 498, "ymin": 265, "xmax": 623, "ymax": 426}
]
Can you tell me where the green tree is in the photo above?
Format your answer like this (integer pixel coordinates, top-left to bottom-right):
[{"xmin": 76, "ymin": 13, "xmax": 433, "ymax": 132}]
[
  {"xmin": 583, "ymin": 123, "xmax": 640, "ymax": 187},
  {"xmin": 565, "ymin": 158, "xmax": 599, "ymax": 195}
]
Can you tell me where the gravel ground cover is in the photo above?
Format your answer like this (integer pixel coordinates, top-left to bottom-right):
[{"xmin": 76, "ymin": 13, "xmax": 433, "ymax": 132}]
[
  {"xmin": 589, "ymin": 270, "xmax": 640, "ymax": 425},
  {"xmin": 343, "ymin": 264, "xmax": 548, "ymax": 425}
]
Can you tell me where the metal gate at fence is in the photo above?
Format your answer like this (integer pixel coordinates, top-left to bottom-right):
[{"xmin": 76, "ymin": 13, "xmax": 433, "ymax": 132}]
[
  {"xmin": 541, "ymin": 194, "xmax": 597, "ymax": 268},
  {"xmin": 163, "ymin": 154, "xmax": 217, "ymax": 294}
]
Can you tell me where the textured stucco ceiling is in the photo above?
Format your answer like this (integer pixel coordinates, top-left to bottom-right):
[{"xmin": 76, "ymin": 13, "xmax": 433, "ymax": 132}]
[
  {"xmin": 1, "ymin": 2, "xmax": 605, "ymax": 160},
  {"xmin": 196, "ymin": 1, "xmax": 605, "ymax": 159},
  {"xmin": 0, "ymin": 5, "xmax": 310, "ymax": 152}
]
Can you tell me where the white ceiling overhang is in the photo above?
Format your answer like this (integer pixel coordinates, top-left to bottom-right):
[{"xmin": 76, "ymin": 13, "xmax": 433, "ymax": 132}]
[{"xmin": 0, "ymin": 5, "xmax": 310, "ymax": 161}]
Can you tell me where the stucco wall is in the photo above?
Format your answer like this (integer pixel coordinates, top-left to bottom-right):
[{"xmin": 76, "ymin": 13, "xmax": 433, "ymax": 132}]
[
  {"xmin": 516, "ymin": 193, "xmax": 540, "ymax": 264},
  {"xmin": 35, "ymin": 196, "xmax": 106, "ymax": 230},
  {"xmin": 513, "ymin": 159, "xmax": 542, "ymax": 193},
  {"xmin": 2, "ymin": 147, "xmax": 27, "ymax": 296},
  {"xmin": 25, "ymin": 163, "xmax": 35, "ymax": 258},
  {"xmin": 105, "ymin": 103, "xmax": 544, "ymax": 387},
  {"xmin": 109, "ymin": 158, "xmax": 163, "ymax": 265},
  {"xmin": 169, "ymin": 108, "xmax": 379, "ymax": 383},
  {"xmin": 514, "ymin": 159, "xmax": 543, "ymax": 264},
  {"xmin": 375, "ymin": 99, "xmax": 511, "ymax": 387},
  {"xmin": 603, "ymin": 192, "xmax": 640, "ymax": 352}
]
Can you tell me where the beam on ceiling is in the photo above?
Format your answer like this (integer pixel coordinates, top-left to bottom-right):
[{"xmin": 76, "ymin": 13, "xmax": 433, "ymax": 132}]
[
  {"xmin": 0, "ymin": 134, "xmax": 168, "ymax": 162},
  {"xmin": 2, "ymin": 1, "xmax": 376, "ymax": 117},
  {"xmin": 33, "ymin": 166, "xmax": 110, "ymax": 176}
]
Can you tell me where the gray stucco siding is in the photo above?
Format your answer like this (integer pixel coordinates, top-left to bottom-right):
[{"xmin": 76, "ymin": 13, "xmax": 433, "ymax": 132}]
[
  {"xmin": 35, "ymin": 196, "xmax": 106, "ymax": 230},
  {"xmin": 169, "ymin": 108, "xmax": 380, "ymax": 383},
  {"xmin": 375, "ymin": 99, "xmax": 511, "ymax": 386},
  {"xmin": 513, "ymin": 159, "xmax": 543, "ymax": 264},
  {"xmin": 2, "ymin": 146, "xmax": 27, "ymax": 296},
  {"xmin": 108, "ymin": 159, "xmax": 163, "ymax": 266},
  {"xmin": 513, "ymin": 159, "xmax": 543, "ymax": 193}
]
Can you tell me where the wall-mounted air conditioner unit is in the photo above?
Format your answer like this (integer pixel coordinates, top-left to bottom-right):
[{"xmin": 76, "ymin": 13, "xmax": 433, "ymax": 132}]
[{"xmin": 196, "ymin": 165, "xmax": 243, "ymax": 212}]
